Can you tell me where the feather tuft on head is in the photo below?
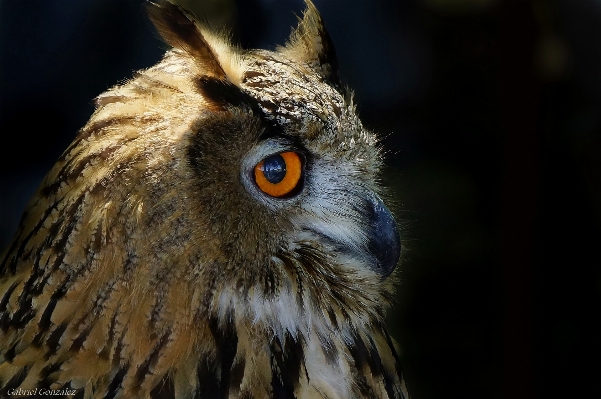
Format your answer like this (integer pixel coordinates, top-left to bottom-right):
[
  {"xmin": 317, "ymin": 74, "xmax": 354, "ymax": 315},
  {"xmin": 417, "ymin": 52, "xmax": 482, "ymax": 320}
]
[
  {"xmin": 146, "ymin": 0, "xmax": 242, "ymax": 84},
  {"xmin": 279, "ymin": 0, "xmax": 340, "ymax": 88}
]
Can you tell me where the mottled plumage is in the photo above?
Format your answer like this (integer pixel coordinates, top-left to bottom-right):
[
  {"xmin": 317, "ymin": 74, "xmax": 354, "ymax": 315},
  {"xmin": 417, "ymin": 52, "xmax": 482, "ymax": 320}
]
[{"xmin": 0, "ymin": 1, "xmax": 409, "ymax": 398}]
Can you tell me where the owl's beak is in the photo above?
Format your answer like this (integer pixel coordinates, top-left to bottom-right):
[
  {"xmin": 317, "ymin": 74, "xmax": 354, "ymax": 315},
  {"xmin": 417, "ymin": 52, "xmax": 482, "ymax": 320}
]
[{"xmin": 366, "ymin": 195, "xmax": 401, "ymax": 278}]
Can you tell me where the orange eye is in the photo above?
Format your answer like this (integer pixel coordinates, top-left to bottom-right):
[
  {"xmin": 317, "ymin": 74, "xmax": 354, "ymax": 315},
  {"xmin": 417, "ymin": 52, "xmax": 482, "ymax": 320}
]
[{"xmin": 254, "ymin": 151, "xmax": 303, "ymax": 198}]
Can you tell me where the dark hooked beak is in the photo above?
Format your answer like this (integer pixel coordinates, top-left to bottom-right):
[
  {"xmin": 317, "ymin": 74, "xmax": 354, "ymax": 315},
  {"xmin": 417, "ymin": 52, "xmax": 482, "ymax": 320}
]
[{"xmin": 366, "ymin": 194, "xmax": 401, "ymax": 278}]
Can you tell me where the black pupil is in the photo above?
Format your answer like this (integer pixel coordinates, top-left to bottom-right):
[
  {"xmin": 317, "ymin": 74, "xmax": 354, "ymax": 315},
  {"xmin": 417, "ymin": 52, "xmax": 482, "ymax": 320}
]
[{"xmin": 262, "ymin": 154, "xmax": 286, "ymax": 184}]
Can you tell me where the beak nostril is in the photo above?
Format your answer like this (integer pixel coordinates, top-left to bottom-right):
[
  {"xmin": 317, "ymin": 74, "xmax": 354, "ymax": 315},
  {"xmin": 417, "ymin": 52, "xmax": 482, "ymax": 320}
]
[{"xmin": 367, "ymin": 195, "xmax": 401, "ymax": 278}]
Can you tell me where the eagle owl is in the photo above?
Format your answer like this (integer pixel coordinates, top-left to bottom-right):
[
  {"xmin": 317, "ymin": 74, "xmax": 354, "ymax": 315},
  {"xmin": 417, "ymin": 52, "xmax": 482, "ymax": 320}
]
[{"xmin": 0, "ymin": 1, "xmax": 409, "ymax": 398}]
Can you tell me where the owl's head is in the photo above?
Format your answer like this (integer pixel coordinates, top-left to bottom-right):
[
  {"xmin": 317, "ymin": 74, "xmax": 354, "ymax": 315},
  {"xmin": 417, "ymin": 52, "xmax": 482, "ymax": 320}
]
[{"xmin": 88, "ymin": 0, "xmax": 401, "ymax": 331}]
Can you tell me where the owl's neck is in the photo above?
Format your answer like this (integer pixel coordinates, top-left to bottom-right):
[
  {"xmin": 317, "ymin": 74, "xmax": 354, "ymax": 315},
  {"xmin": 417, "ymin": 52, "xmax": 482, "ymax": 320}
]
[{"xmin": 203, "ymin": 281, "xmax": 407, "ymax": 399}]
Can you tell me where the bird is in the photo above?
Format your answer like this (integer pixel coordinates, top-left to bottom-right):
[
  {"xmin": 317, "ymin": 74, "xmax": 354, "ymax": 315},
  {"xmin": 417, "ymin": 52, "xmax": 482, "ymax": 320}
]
[{"xmin": 0, "ymin": 1, "xmax": 409, "ymax": 398}]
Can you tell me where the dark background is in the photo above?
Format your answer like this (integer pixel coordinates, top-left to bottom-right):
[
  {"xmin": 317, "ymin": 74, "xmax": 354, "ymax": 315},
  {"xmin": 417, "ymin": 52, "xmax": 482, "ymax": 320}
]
[{"xmin": 1, "ymin": 0, "xmax": 600, "ymax": 398}]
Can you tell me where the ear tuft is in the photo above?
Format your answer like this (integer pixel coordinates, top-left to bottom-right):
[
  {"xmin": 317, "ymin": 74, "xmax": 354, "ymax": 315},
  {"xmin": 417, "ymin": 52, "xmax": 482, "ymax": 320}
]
[
  {"xmin": 146, "ymin": 0, "xmax": 227, "ymax": 79},
  {"xmin": 279, "ymin": 0, "xmax": 340, "ymax": 87}
]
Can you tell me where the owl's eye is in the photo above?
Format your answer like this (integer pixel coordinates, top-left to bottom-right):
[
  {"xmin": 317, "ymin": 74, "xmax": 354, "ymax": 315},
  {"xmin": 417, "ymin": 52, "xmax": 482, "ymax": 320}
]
[{"xmin": 254, "ymin": 152, "xmax": 303, "ymax": 198}]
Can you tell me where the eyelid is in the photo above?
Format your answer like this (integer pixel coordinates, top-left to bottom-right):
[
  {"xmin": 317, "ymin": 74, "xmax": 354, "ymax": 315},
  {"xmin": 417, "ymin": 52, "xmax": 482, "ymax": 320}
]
[{"xmin": 259, "ymin": 137, "xmax": 299, "ymax": 157}]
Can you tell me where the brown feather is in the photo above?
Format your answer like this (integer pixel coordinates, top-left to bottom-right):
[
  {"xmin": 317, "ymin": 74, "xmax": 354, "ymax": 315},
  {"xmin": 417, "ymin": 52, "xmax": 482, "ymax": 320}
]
[{"xmin": 146, "ymin": 0, "xmax": 228, "ymax": 79}]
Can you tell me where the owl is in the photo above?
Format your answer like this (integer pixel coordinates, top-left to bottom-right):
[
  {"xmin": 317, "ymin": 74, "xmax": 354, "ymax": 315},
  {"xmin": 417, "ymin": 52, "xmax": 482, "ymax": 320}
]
[{"xmin": 0, "ymin": 1, "xmax": 409, "ymax": 398}]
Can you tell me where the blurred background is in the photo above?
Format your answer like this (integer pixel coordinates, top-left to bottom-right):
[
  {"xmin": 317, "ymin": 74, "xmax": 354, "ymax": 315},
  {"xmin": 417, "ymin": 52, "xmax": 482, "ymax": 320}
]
[{"xmin": 1, "ymin": 0, "xmax": 600, "ymax": 398}]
